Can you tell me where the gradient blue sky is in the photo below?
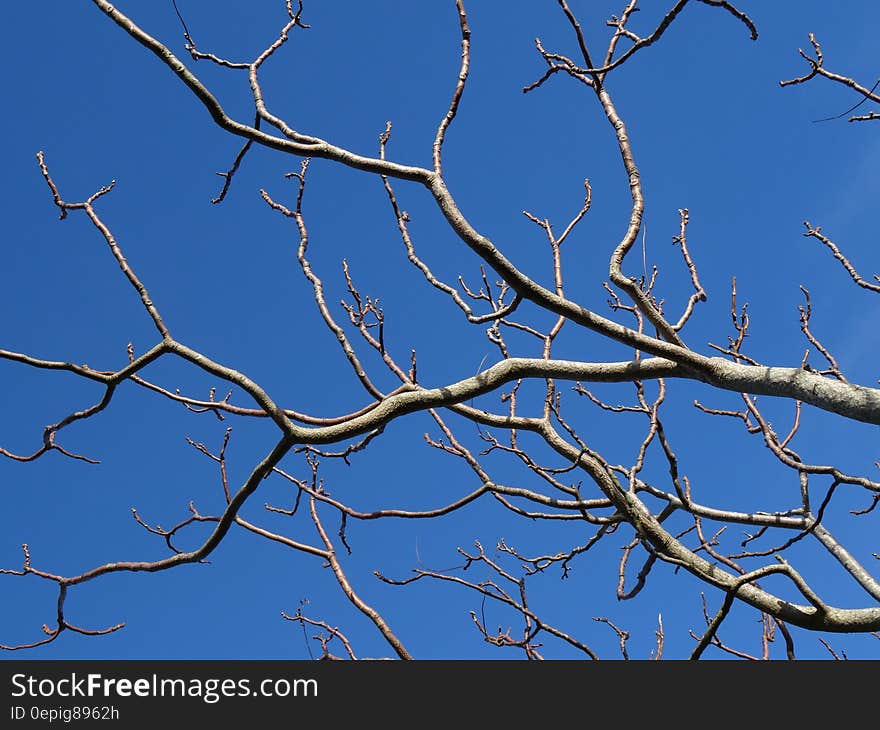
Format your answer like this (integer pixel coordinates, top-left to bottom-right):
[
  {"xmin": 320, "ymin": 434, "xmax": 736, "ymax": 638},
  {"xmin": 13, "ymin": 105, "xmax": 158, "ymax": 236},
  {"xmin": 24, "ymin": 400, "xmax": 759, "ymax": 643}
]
[{"xmin": 2, "ymin": 1, "xmax": 879, "ymax": 660}]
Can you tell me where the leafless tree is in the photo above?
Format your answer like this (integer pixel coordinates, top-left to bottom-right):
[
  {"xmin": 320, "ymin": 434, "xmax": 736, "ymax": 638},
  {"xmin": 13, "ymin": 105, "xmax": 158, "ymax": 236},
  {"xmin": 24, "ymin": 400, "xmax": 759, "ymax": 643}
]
[{"xmin": 2, "ymin": 0, "xmax": 878, "ymax": 660}]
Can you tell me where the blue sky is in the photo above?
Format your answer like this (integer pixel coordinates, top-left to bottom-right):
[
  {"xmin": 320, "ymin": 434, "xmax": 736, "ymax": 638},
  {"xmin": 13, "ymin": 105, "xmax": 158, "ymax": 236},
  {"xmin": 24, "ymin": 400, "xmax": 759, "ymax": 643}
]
[{"xmin": 1, "ymin": 1, "xmax": 879, "ymax": 660}]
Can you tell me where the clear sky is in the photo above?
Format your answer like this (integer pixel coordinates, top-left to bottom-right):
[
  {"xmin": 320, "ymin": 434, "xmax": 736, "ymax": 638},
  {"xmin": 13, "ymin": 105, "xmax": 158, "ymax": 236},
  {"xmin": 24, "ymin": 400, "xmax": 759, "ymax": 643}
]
[{"xmin": 1, "ymin": 1, "xmax": 879, "ymax": 660}]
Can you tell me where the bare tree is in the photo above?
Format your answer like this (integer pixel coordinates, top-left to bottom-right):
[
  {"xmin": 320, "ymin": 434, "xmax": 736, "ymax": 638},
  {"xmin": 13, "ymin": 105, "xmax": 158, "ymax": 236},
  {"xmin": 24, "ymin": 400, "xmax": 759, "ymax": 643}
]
[{"xmin": 2, "ymin": 0, "xmax": 878, "ymax": 660}]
